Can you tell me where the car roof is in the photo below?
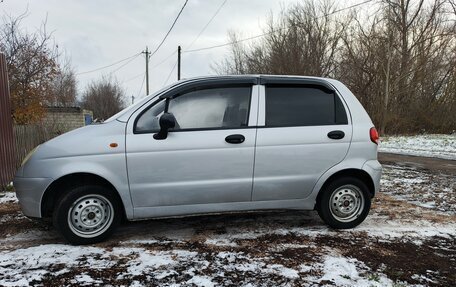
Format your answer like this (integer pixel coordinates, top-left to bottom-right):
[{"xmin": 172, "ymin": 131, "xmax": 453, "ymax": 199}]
[
  {"xmin": 167, "ymin": 74, "xmax": 336, "ymax": 96},
  {"xmin": 177, "ymin": 74, "xmax": 335, "ymax": 83}
]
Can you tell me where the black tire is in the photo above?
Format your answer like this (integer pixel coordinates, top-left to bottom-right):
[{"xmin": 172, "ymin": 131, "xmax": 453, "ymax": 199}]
[
  {"xmin": 53, "ymin": 185, "xmax": 121, "ymax": 245},
  {"xmin": 316, "ymin": 177, "xmax": 371, "ymax": 229}
]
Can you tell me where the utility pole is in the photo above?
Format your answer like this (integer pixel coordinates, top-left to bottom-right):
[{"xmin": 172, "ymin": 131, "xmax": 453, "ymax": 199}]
[
  {"xmin": 142, "ymin": 46, "xmax": 150, "ymax": 95},
  {"xmin": 177, "ymin": 45, "xmax": 181, "ymax": 80}
]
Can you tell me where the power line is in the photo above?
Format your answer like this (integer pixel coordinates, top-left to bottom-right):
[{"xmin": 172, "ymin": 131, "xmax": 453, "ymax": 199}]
[
  {"xmin": 186, "ymin": 0, "xmax": 228, "ymax": 49},
  {"xmin": 78, "ymin": 0, "xmax": 188, "ymax": 79},
  {"xmin": 155, "ymin": 0, "xmax": 228, "ymax": 80},
  {"xmin": 150, "ymin": 0, "xmax": 189, "ymax": 57},
  {"xmin": 121, "ymin": 72, "xmax": 144, "ymax": 84},
  {"xmin": 137, "ymin": 73, "xmax": 146, "ymax": 98},
  {"xmin": 164, "ymin": 60, "xmax": 178, "ymax": 86},
  {"xmin": 183, "ymin": 0, "xmax": 374, "ymax": 54},
  {"xmin": 184, "ymin": 33, "xmax": 266, "ymax": 53},
  {"xmin": 108, "ymin": 53, "xmax": 141, "ymax": 75},
  {"xmin": 76, "ymin": 53, "xmax": 141, "ymax": 75},
  {"xmin": 151, "ymin": 50, "xmax": 177, "ymax": 69},
  {"xmin": 150, "ymin": 0, "xmax": 227, "ymax": 70},
  {"xmin": 316, "ymin": 0, "xmax": 374, "ymax": 19}
]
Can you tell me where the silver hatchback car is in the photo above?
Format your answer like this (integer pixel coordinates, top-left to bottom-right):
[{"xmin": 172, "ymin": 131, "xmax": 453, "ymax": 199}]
[{"xmin": 14, "ymin": 75, "xmax": 382, "ymax": 244}]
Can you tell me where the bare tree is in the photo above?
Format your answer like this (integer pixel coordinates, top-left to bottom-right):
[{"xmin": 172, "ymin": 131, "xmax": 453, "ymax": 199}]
[
  {"xmin": 47, "ymin": 54, "xmax": 77, "ymax": 107},
  {"xmin": 0, "ymin": 12, "xmax": 60, "ymax": 124},
  {"xmin": 448, "ymin": 0, "xmax": 456, "ymax": 14},
  {"xmin": 338, "ymin": 0, "xmax": 455, "ymax": 133},
  {"xmin": 81, "ymin": 77, "xmax": 126, "ymax": 121},
  {"xmin": 216, "ymin": 0, "xmax": 456, "ymax": 134},
  {"xmin": 215, "ymin": 0, "xmax": 350, "ymax": 77}
]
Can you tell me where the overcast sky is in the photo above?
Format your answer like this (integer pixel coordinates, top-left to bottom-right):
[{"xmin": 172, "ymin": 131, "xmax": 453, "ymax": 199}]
[{"xmin": 2, "ymin": 0, "xmax": 304, "ymax": 104}]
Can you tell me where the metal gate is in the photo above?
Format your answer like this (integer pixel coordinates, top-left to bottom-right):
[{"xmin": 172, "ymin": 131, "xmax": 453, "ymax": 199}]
[{"xmin": 0, "ymin": 53, "xmax": 16, "ymax": 189}]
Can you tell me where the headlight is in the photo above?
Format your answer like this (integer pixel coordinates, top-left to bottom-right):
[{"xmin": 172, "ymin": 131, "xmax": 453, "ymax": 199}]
[{"xmin": 21, "ymin": 145, "xmax": 39, "ymax": 166}]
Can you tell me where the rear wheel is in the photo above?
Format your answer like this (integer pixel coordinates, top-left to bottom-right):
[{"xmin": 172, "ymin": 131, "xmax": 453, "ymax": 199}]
[
  {"xmin": 53, "ymin": 185, "xmax": 121, "ymax": 245},
  {"xmin": 317, "ymin": 177, "xmax": 371, "ymax": 229}
]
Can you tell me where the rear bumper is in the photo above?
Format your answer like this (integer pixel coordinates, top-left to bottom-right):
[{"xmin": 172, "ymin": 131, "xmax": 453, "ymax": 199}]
[
  {"xmin": 362, "ymin": 160, "xmax": 382, "ymax": 195},
  {"xmin": 13, "ymin": 176, "xmax": 53, "ymax": 218}
]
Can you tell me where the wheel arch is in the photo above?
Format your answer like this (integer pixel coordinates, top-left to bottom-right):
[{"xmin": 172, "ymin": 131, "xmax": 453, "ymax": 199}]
[
  {"xmin": 41, "ymin": 172, "xmax": 126, "ymax": 219},
  {"xmin": 315, "ymin": 168, "xmax": 375, "ymax": 207}
]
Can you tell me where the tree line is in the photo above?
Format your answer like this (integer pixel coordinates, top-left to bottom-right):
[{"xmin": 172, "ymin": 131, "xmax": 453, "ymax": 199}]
[
  {"xmin": 0, "ymin": 13, "xmax": 126, "ymax": 124},
  {"xmin": 216, "ymin": 0, "xmax": 456, "ymax": 135}
]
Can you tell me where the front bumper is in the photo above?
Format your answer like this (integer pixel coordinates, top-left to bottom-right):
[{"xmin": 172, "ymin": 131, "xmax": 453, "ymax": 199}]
[{"xmin": 13, "ymin": 176, "xmax": 53, "ymax": 218}]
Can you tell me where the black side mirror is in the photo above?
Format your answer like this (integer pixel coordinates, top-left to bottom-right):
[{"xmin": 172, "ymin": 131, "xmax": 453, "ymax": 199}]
[{"xmin": 153, "ymin": 113, "xmax": 176, "ymax": 140}]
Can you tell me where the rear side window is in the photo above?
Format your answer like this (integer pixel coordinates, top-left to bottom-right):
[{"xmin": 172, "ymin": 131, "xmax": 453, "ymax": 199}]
[{"xmin": 265, "ymin": 85, "xmax": 348, "ymax": 127}]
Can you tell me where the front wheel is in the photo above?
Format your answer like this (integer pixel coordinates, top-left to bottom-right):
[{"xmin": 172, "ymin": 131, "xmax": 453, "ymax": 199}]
[
  {"xmin": 317, "ymin": 177, "xmax": 371, "ymax": 229},
  {"xmin": 53, "ymin": 185, "xmax": 121, "ymax": 245}
]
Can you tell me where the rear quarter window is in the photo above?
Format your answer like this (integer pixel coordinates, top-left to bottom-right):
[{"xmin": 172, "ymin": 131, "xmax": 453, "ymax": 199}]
[{"xmin": 265, "ymin": 85, "xmax": 348, "ymax": 127}]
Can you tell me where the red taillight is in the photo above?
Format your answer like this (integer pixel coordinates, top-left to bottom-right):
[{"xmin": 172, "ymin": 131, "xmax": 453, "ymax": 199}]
[{"xmin": 370, "ymin": 127, "xmax": 379, "ymax": 145}]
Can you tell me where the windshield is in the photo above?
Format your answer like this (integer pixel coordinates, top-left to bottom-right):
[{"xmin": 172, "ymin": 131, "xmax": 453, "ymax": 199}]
[{"xmin": 104, "ymin": 83, "xmax": 177, "ymax": 123}]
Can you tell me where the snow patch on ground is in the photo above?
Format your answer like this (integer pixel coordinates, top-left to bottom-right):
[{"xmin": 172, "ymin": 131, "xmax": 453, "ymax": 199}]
[
  {"xmin": 0, "ymin": 244, "xmax": 105, "ymax": 285},
  {"xmin": 72, "ymin": 274, "xmax": 102, "ymax": 286},
  {"xmin": 0, "ymin": 245, "xmax": 206, "ymax": 286},
  {"xmin": 186, "ymin": 275, "xmax": 215, "ymax": 287},
  {"xmin": 381, "ymin": 165, "xmax": 455, "ymax": 213},
  {"xmin": 0, "ymin": 192, "xmax": 17, "ymax": 204},
  {"xmin": 319, "ymin": 256, "xmax": 393, "ymax": 286},
  {"xmin": 379, "ymin": 134, "xmax": 456, "ymax": 159},
  {"xmin": 205, "ymin": 238, "xmax": 238, "ymax": 247}
]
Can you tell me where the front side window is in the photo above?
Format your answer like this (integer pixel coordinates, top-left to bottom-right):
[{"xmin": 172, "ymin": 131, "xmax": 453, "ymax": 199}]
[
  {"xmin": 135, "ymin": 86, "xmax": 251, "ymax": 132},
  {"xmin": 135, "ymin": 100, "xmax": 165, "ymax": 132},
  {"xmin": 265, "ymin": 85, "xmax": 348, "ymax": 127}
]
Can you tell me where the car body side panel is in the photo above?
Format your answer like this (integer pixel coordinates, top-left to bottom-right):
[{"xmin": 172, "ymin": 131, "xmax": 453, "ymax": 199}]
[
  {"xmin": 125, "ymin": 84, "xmax": 260, "ymax": 217},
  {"xmin": 16, "ymin": 120, "xmax": 134, "ymax": 219},
  {"xmin": 134, "ymin": 198, "xmax": 315, "ymax": 219},
  {"xmin": 31, "ymin": 156, "xmax": 133, "ymax": 218},
  {"xmin": 302, "ymin": 79, "xmax": 380, "ymax": 206},
  {"xmin": 251, "ymin": 79, "xmax": 354, "ymax": 201},
  {"xmin": 362, "ymin": 160, "xmax": 382, "ymax": 194},
  {"xmin": 304, "ymin": 158, "xmax": 375, "ymax": 208},
  {"xmin": 13, "ymin": 176, "xmax": 53, "ymax": 217},
  {"xmin": 126, "ymin": 129, "xmax": 257, "ymax": 209},
  {"xmin": 328, "ymin": 79, "xmax": 378, "ymax": 160},
  {"xmin": 252, "ymin": 125, "xmax": 352, "ymax": 200}
]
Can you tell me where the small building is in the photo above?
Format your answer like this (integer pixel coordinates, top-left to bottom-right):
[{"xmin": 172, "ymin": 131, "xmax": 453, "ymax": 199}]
[{"xmin": 43, "ymin": 107, "xmax": 93, "ymax": 134}]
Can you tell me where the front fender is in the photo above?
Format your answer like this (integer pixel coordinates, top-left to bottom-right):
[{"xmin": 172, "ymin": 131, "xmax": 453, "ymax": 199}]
[{"xmin": 29, "ymin": 154, "xmax": 133, "ymax": 219}]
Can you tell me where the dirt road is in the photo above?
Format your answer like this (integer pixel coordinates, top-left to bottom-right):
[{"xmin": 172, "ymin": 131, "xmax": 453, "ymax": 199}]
[
  {"xmin": 0, "ymin": 154, "xmax": 455, "ymax": 286},
  {"xmin": 379, "ymin": 152, "xmax": 456, "ymax": 174}
]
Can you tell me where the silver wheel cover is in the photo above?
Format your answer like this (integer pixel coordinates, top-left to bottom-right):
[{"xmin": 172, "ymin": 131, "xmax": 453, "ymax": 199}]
[
  {"xmin": 67, "ymin": 194, "xmax": 114, "ymax": 238},
  {"xmin": 329, "ymin": 184, "xmax": 365, "ymax": 222}
]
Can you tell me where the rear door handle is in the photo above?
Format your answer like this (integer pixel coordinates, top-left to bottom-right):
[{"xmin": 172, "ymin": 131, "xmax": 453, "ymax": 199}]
[
  {"xmin": 225, "ymin": 134, "xmax": 245, "ymax": 144},
  {"xmin": 327, "ymin": 130, "xmax": 345, "ymax": 140}
]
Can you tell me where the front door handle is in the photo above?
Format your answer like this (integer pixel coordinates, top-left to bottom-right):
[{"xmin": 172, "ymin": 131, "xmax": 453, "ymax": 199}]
[
  {"xmin": 327, "ymin": 130, "xmax": 345, "ymax": 140},
  {"xmin": 225, "ymin": 134, "xmax": 245, "ymax": 144}
]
